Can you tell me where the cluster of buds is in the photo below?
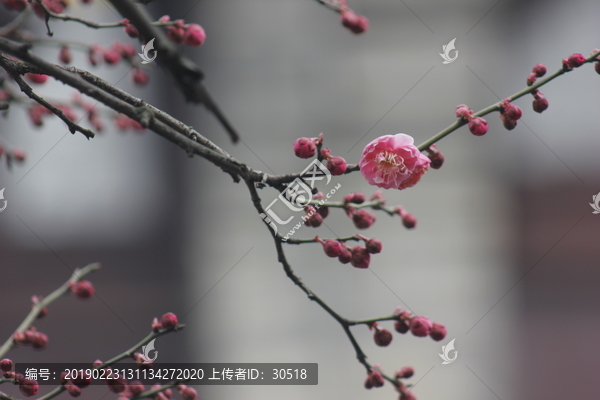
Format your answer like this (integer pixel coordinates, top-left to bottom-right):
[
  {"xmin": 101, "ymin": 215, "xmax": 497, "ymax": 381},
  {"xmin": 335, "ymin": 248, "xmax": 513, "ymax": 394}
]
[
  {"xmin": 316, "ymin": 235, "xmax": 380, "ymax": 269},
  {"xmin": 425, "ymin": 144, "xmax": 444, "ymax": 169},
  {"xmin": 394, "ymin": 206, "xmax": 416, "ymax": 229},
  {"xmin": 364, "ymin": 367, "xmax": 385, "ymax": 389},
  {"xmin": 68, "ymin": 280, "xmax": 95, "ymax": 299},
  {"xmin": 562, "ymin": 52, "xmax": 587, "ymax": 70},
  {"xmin": 13, "ymin": 327, "xmax": 49, "ymax": 350},
  {"xmin": 394, "ymin": 367, "xmax": 416, "ymax": 400},
  {"xmin": 393, "ymin": 307, "xmax": 446, "ymax": 341},
  {"xmin": 455, "ymin": 104, "xmax": 488, "ymax": 136},
  {"xmin": 160, "ymin": 17, "xmax": 207, "ymax": 47},
  {"xmin": 292, "ymin": 134, "xmax": 348, "ymax": 175},
  {"xmin": 28, "ymin": 102, "xmax": 76, "ymax": 126},
  {"xmin": 1, "ymin": 358, "xmax": 40, "ymax": 397},
  {"xmin": 499, "ymin": 98, "xmax": 523, "ymax": 130},
  {"xmin": 335, "ymin": 0, "xmax": 369, "ymax": 34},
  {"xmin": 526, "ymin": 64, "xmax": 550, "ymax": 113},
  {"xmin": 87, "ymin": 42, "xmax": 150, "ymax": 86},
  {"xmin": 343, "ymin": 192, "xmax": 375, "ymax": 229}
]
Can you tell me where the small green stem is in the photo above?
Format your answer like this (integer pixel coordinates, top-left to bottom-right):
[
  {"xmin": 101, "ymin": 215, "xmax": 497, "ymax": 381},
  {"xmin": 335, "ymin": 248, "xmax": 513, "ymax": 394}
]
[
  {"xmin": 348, "ymin": 315, "xmax": 397, "ymax": 326},
  {"xmin": 417, "ymin": 49, "xmax": 600, "ymax": 151}
]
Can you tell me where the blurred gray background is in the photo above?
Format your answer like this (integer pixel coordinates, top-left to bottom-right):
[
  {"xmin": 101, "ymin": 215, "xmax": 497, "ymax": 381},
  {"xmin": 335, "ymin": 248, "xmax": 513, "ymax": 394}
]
[{"xmin": 1, "ymin": 0, "xmax": 599, "ymax": 399}]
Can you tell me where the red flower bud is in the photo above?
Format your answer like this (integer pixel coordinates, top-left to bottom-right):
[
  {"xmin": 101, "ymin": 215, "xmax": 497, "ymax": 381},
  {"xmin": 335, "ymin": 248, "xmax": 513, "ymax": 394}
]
[
  {"xmin": 132, "ymin": 69, "xmax": 150, "ymax": 86},
  {"xmin": 65, "ymin": 382, "xmax": 82, "ymax": 397},
  {"xmin": 71, "ymin": 281, "xmax": 95, "ymax": 299},
  {"xmin": 293, "ymin": 137, "xmax": 316, "ymax": 159},
  {"xmin": 396, "ymin": 366, "xmax": 414, "ymax": 379},
  {"xmin": 400, "ymin": 391, "xmax": 417, "ymax": 400},
  {"xmin": 526, "ymin": 72, "xmax": 536, "ymax": 86},
  {"xmin": 351, "ymin": 209, "xmax": 375, "ymax": 230},
  {"xmin": 0, "ymin": 359, "xmax": 13, "ymax": 372},
  {"xmin": 455, "ymin": 104, "xmax": 473, "ymax": 120},
  {"xmin": 374, "ymin": 328, "xmax": 392, "ymax": 347},
  {"xmin": 338, "ymin": 248, "xmax": 352, "ymax": 264},
  {"xmin": 350, "ymin": 246, "xmax": 370, "ymax": 269},
  {"xmin": 468, "ymin": 117, "xmax": 488, "ymax": 136},
  {"xmin": 303, "ymin": 206, "xmax": 324, "ymax": 227},
  {"xmin": 532, "ymin": 63, "xmax": 547, "ymax": 77},
  {"xmin": 563, "ymin": 53, "xmax": 586, "ymax": 68},
  {"xmin": 327, "ymin": 156, "xmax": 348, "ymax": 176},
  {"xmin": 167, "ymin": 25, "xmax": 186, "ymax": 44},
  {"xmin": 178, "ymin": 385, "xmax": 198, "ymax": 400},
  {"xmin": 59, "ymin": 46, "xmax": 72, "ymax": 64},
  {"xmin": 19, "ymin": 379, "xmax": 39, "ymax": 397},
  {"xmin": 340, "ymin": 11, "xmax": 369, "ymax": 34},
  {"xmin": 365, "ymin": 238, "xmax": 382, "ymax": 254},
  {"xmin": 124, "ymin": 23, "xmax": 139, "ymax": 38},
  {"xmin": 532, "ymin": 97, "xmax": 549, "ymax": 113},
  {"xmin": 502, "ymin": 103, "xmax": 522, "ymax": 121},
  {"xmin": 344, "ymin": 192, "xmax": 365, "ymax": 204},
  {"xmin": 25, "ymin": 73, "xmax": 48, "ymax": 84},
  {"xmin": 184, "ymin": 24, "xmax": 206, "ymax": 47},
  {"xmin": 409, "ymin": 316, "xmax": 432, "ymax": 337},
  {"xmin": 72, "ymin": 370, "xmax": 92, "ymax": 388},
  {"xmin": 103, "ymin": 49, "xmax": 121, "ymax": 65},
  {"xmin": 394, "ymin": 319, "xmax": 409, "ymax": 334},
  {"xmin": 322, "ymin": 240, "xmax": 344, "ymax": 257},
  {"xmin": 367, "ymin": 370, "xmax": 384, "ymax": 387},
  {"xmin": 500, "ymin": 114, "xmax": 517, "ymax": 130},
  {"xmin": 31, "ymin": 332, "xmax": 48, "ymax": 350},
  {"xmin": 429, "ymin": 322, "xmax": 447, "ymax": 341},
  {"xmin": 161, "ymin": 312, "xmax": 178, "ymax": 329},
  {"xmin": 401, "ymin": 213, "xmax": 417, "ymax": 229}
]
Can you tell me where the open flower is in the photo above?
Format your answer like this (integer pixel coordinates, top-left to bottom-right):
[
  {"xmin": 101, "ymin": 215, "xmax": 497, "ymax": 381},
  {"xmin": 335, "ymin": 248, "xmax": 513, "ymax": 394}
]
[{"xmin": 359, "ymin": 134, "xmax": 430, "ymax": 190}]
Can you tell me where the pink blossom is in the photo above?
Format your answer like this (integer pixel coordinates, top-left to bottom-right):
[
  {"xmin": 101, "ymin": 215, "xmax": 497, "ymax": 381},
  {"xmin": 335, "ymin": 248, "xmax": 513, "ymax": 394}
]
[
  {"xmin": 184, "ymin": 24, "xmax": 206, "ymax": 47},
  {"xmin": 359, "ymin": 134, "xmax": 430, "ymax": 190}
]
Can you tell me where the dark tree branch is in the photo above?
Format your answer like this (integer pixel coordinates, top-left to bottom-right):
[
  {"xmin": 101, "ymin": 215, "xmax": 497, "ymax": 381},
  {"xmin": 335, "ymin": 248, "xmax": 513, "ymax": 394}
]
[{"xmin": 107, "ymin": 0, "xmax": 240, "ymax": 143}]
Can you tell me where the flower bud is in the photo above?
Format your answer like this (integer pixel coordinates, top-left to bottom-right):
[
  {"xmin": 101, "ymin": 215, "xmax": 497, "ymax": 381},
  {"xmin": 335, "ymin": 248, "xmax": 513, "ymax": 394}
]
[
  {"xmin": 303, "ymin": 207, "xmax": 323, "ymax": 227},
  {"xmin": 595, "ymin": 62, "xmax": 600, "ymax": 75},
  {"xmin": 317, "ymin": 206, "xmax": 329, "ymax": 218},
  {"xmin": 365, "ymin": 238, "xmax": 382, "ymax": 254},
  {"xmin": 368, "ymin": 370, "xmax": 384, "ymax": 387},
  {"xmin": 72, "ymin": 370, "xmax": 92, "ymax": 388},
  {"xmin": 352, "ymin": 209, "xmax": 375, "ymax": 229},
  {"xmin": 59, "ymin": 46, "xmax": 72, "ymax": 64},
  {"xmin": 322, "ymin": 240, "xmax": 344, "ymax": 257},
  {"xmin": 338, "ymin": 248, "xmax": 352, "ymax": 264},
  {"xmin": 19, "ymin": 379, "xmax": 39, "ymax": 397},
  {"xmin": 327, "ymin": 156, "xmax": 348, "ymax": 175},
  {"xmin": 374, "ymin": 328, "xmax": 392, "ymax": 347},
  {"xmin": 344, "ymin": 192, "xmax": 366, "ymax": 204},
  {"xmin": 103, "ymin": 49, "xmax": 121, "ymax": 65},
  {"xmin": 184, "ymin": 24, "xmax": 206, "ymax": 47},
  {"xmin": 350, "ymin": 246, "xmax": 370, "ymax": 269},
  {"xmin": 31, "ymin": 332, "xmax": 48, "ymax": 350},
  {"xmin": 532, "ymin": 97, "xmax": 549, "ymax": 113},
  {"xmin": 455, "ymin": 104, "xmax": 473, "ymax": 120},
  {"xmin": 0, "ymin": 358, "xmax": 13, "ymax": 372},
  {"xmin": 25, "ymin": 73, "xmax": 48, "ymax": 84},
  {"xmin": 426, "ymin": 145, "xmax": 445, "ymax": 169},
  {"xmin": 502, "ymin": 103, "xmax": 522, "ymax": 121},
  {"xmin": 500, "ymin": 114, "xmax": 517, "ymax": 130},
  {"xmin": 167, "ymin": 25, "xmax": 186, "ymax": 44},
  {"xmin": 394, "ymin": 319, "xmax": 409, "ymax": 334},
  {"xmin": 401, "ymin": 213, "xmax": 417, "ymax": 229},
  {"xmin": 178, "ymin": 385, "xmax": 198, "ymax": 400},
  {"xmin": 129, "ymin": 381, "xmax": 145, "ymax": 396},
  {"xmin": 340, "ymin": 11, "xmax": 369, "ymax": 34},
  {"xmin": 468, "ymin": 117, "xmax": 488, "ymax": 136},
  {"xmin": 161, "ymin": 312, "xmax": 178, "ymax": 329},
  {"xmin": 409, "ymin": 316, "xmax": 432, "ymax": 337},
  {"xmin": 532, "ymin": 63, "xmax": 547, "ymax": 77},
  {"xmin": 400, "ymin": 391, "xmax": 417, "ymax": 400},
  {"xmin": 526, "ymin": 73, "xmax": 536, "ymax": 86},
  {"xmin": 71, "ymin": 281, "xmax": 95, "ymax": 299},
  {"xmin": 429, "ymin": 322, "xmax": 447, "ymax": 341},
  {"xmin": 293, "ymin": 137, "xmax": 316, "ymax": 159},
  {"xmin": 396, "ymin": 366, "xmax": 414, "ymax": 379},
  {"xmin": 124, "ymin": 22, "xmax": 139, "ymax": 38},
  {"xmin": 133, "ymin": 68, "xmax": 150, "ymax": 86},
  {"xmin": 151, "ymin": 317, "xmax": 162, "ymax": 332},
  {"xmin": 65, "ymin": 382, "xmax": 82, "ymax": 397},
  {"xmin": 563, "ymin": 53, "xmax": 586, "ymax": 68}
]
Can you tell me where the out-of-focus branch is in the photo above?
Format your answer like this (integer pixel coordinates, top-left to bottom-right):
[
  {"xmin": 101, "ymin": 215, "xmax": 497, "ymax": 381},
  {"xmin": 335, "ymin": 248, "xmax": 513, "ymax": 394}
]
[
  {"xmin": 5, "ymin": 71, "xmax": 96, "ymax": 138},
  {"xmin": 107, "ymin": 0, "xmax": 240, "ymax": 143},
  {"xmin": 0, "ymin": 263, "xmax": 101, "ymax": 359}
]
